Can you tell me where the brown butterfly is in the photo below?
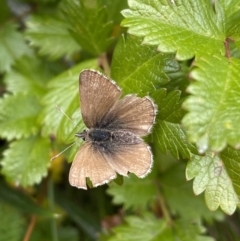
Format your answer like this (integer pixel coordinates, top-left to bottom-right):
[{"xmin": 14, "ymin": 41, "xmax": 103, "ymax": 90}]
[{"xmin": 69, "ymin": 70, "xmax": 157, "ymax": 189}]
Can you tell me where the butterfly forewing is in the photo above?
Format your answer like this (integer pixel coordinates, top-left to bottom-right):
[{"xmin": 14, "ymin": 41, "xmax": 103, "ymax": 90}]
[
  {"xmin": 69, "ymin": 142, "xmax": 117, "ymax": 189},
  {"xmin": 102, "ymin": 95, "xmax": 157, "ymax": 136},
  {"xmin": 80, "ymin": 70, "xmax": 121, "ymax": 128}
]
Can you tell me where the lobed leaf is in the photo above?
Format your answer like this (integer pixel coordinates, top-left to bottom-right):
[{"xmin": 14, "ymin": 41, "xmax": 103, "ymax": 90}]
[
  {"xmin": 107, "ymin": 173, "xmax": 157, "ymax": 210},
  {"xmin": 61, "ymin": 0, "xmax": 114, "ymax": 55},
  {"xmin": 121, "ymin": 0, "xmax": 225, "ymax": 60},
  {"xmin": 111, "ymin": 35, "xmax": 179, "ymax": 95},
  {"xmin": 109, "ymin": 213, "xmax": 168, "ymax": 241},
  {"xmin": 174, "ymin": 219, "xmax": 215, "ymax": 241},
  {"xmin": 25, "ymin": 15, "xmax": 80, "ymax": 60},
  {"xmin": 4, "ymin": 55, "xmax": 52, "ymax": 96},
  {"xmin": 0, "ymin": 23, "xmax": 31, "ymax": 72},
  {"xmin": 153, "ymin": 89, "xmax": 197, "ymax": 159},
  {"xmin": 1, "ymin": 136, "xmax": 51, "ymax": 187},
  {"xmin": 0, "ymin": 93, "xmax": 42, "ymax": 141},
  {"xmin": 221, "ymin": 0, "xmax": 240, "ymax": 38},
  {"xmin": 182, "ymin": 56, "xmax": 240, "ymax": 152},
  {"xmin": 186, "ymin": 152, "xmax": 239, "ymax": 215},
  {"xmin": 220, "ymin": 146, "xmax": 240, "ymax": 201},
  {"xmin": 160, "ymin": 163, "xmax": 223, "ymax": 222},
  {"xmin": 108, "ymin": 213, "xmax": 214, "ymax": 241}
]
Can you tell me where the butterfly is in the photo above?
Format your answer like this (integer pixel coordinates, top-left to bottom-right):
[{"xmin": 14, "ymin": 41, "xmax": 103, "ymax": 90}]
[{"xmin": 69, "ymin": 70, "xmax": 157, "ymax": 189}]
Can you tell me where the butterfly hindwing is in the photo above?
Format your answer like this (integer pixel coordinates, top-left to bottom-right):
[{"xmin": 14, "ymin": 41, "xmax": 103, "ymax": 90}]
[
  {"xmin": 103, "ymin": 139, "xmax": 153, "ymax": 178},
  {"xmin": 69, "ymin": 142, "xmax": 117, "ymax": 189}
]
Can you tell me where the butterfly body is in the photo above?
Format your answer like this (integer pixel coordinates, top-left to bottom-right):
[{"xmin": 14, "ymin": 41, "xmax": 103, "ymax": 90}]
[
  {"xmin": 76, "ymin": 129, "xmax": 142, "ymax": 152},
  {"xmin": 69, "ymin": 70, "xmax": 157, "ymax": 189},
  {"xmin": 86, "ymin": 129, "xmax": 111, "ymax": 142}
]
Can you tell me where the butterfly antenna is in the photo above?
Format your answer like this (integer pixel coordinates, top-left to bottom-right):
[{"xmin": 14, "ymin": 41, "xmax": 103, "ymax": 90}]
[
  {"xmin": 51, "ymin": 142, "xmax": 76, "ymax": 161},
  {"xmin": 55, "ymin": 105, "xmax": 75, "ymax": 125},
  {"xmin": 55, "ymin": 105, "xmax": 82, "ymax": 129}
]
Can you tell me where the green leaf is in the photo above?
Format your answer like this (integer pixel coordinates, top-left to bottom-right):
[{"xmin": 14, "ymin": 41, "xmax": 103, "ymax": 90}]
[
  {"xmin": 153, "ymin": 89, "xmax": 197, "ymax": 159},
  {"xmin": 40, "ymin": 59, "xmax": 98, "ymax": 143},
  {"xmin": 67, "ymin": 138, "xmax": 84, "ymax": 162},
  {"xmin": 0, "ymin": 179, "xmax": 51, "ymax": 216},
  {"xmin": 121, "ymin": 0, "xmax": 225, "ymax": 60},
  {"xmin": 182, "ymin": 56, "xmax": 240, "ymax": 152},
  {"xmin": 164, "ymin": 61, "xmax": 190, "ymax": 94},
  {"xmin": 160, "ymin": 163, "xmax": 224, "ymax": 222},
  {"xmin": 186, "ymin": 153, "xmax": 239, "ymax": 215},
  {"xmin": 25, "ymin": 15, "xmax": 80, "ymax": 60},
  {"xmin": 61, "ymin": 0, "xmax": 114, "ymax": 55},
  {"xmin": 104, "ymin": 0, "xmax": 128, "ymax": 24},
  {"xmin": 0, "ymin": 93, "xmax": 42, "ymax": 140},
  {"xmin": 0, "ymin": 202, "xmax": 26, "ymax": 241},
  {"xmin": 0, "ymin": 23, "xmax": 31, "ymax": 72},
  {"xmin": 1, "ymin": 136, "xmax": 51, "ymax": 187},
  {"xmin": 107, "ymin": 173, "xmax": 157, "ymax": 210},
  {"xmin": 113, "ymin": 173, "xmax": 124, "ymax": 186},
  {"xmin": 109, "ymin": 213, "xmax": 169, "ymax": 241},
  {"xmin": 220, "ymin": 146, "xmax": 240, "ymax": 201},
  {"xmin": 221, "ymin": 0, "xmax": 240, "ymax": 38},
  {"xmin": 174, "ymin": 219, "xmax": 215, "ymax": 241},
  {"xmin": 4, "ymin": 56, "xmax": 52, "ymax": 96},
  {"xmin": 108, "ymin": 213, "xmax": 214, "ymax": 241},
  {"xmin": 111, "ymin": 35, "xmax": 179, "ymax": 95}
]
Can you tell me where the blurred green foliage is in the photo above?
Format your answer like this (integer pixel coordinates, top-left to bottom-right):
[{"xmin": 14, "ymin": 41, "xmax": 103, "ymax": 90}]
[{"xmin": 0, "ymin": 0, "xmax": 240, "ymax": 240}]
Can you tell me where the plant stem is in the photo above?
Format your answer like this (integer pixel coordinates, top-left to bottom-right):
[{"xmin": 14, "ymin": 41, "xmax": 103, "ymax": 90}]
[{"xmin": 157, "ymin": 188, "xmax": 172, "ymax": 226}]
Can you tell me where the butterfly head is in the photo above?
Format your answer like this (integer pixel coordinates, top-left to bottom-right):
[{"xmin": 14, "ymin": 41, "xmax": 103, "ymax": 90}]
[{"xmin": 75, "ymin": 130, "xmax": 88, "ymax": 141}]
